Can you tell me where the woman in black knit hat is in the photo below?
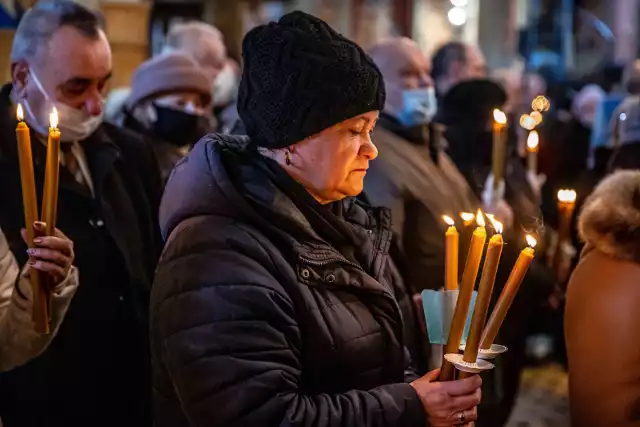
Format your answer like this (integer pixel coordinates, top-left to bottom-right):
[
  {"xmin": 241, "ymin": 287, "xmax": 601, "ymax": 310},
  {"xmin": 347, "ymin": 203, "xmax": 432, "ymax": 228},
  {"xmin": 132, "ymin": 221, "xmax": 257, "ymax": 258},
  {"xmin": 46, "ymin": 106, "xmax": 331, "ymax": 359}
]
[{"xmin": 151, "ymin": 11, "xmax": 481, "ymax": 427}]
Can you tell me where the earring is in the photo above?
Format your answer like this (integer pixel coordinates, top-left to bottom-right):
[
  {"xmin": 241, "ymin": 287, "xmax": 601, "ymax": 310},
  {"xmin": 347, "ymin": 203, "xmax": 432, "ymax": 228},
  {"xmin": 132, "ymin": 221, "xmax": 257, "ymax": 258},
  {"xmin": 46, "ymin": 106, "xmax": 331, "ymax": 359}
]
[{"xmin": 285, "ymin": 149, "xmax": 292, "ymax": 166}]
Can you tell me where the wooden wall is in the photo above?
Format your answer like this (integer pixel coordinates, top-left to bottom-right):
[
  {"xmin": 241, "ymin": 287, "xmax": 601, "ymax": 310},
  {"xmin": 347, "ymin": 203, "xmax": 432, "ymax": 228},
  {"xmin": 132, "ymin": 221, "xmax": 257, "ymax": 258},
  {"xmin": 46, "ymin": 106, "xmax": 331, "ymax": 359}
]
[
  {"xmin": 0, "ymin": 1, "xmax": 150, "ymax": 89},
  {"xmin": 101, "ymin": 2, "xmax": 151, "ymax": 89}
]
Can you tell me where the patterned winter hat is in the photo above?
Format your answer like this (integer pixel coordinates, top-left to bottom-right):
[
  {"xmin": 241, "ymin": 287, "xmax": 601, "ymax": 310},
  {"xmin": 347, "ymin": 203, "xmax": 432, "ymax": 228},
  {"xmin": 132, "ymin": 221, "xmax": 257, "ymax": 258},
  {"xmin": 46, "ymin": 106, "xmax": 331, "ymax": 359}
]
[{"xmin": 237, "ymin": 11, "xmax": 385, "ymax": 148}]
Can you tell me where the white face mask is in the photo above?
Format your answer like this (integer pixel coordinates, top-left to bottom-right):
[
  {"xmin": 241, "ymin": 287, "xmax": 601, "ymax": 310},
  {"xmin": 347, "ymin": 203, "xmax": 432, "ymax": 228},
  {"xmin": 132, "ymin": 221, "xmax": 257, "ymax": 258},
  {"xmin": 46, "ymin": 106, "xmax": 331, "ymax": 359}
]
[{"xmin": 24, "ymin": 69, "xmax": 104, "ymax": 142}]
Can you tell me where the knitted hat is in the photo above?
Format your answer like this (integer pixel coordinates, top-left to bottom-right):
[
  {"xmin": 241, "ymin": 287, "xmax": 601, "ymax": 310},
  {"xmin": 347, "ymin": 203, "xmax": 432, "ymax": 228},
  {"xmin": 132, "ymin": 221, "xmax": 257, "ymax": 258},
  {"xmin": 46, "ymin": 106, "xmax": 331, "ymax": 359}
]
[
  {"xmin": 237, "ymin": 11, "xmax": 385, "ymax": 149},
  {"xmin": 126, "ymin": 52, "xmax": 212, "ymax": 110}
]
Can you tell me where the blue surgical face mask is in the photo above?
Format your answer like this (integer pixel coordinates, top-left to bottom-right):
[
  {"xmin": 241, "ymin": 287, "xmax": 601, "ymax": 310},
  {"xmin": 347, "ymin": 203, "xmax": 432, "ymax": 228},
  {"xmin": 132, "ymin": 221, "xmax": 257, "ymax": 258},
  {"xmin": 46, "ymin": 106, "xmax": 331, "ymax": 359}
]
[{"xmin": 397, "ymin": 87, "xmax": 438, "ymax": 127}]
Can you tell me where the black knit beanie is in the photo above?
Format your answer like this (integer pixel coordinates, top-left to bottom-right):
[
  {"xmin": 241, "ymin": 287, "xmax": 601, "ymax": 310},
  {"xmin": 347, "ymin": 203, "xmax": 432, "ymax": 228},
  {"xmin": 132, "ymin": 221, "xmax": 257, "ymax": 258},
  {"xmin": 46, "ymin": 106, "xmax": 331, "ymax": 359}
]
[{"xmin": 237, "ymin": 11, "xmax": 385, "ymax": 149}]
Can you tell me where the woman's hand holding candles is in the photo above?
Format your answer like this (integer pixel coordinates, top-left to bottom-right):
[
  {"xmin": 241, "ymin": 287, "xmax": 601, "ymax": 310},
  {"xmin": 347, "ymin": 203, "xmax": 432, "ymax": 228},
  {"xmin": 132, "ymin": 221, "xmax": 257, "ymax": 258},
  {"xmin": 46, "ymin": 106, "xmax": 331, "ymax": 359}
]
[{"xmin": 440, "ymin": 210, "xmax": 486, "ymax": 381}]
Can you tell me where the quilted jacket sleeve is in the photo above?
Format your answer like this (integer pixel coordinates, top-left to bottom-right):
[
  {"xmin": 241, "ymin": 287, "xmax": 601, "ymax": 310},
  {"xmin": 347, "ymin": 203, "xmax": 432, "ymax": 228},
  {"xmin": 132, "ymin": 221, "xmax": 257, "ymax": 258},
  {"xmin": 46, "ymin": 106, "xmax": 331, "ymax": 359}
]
[{"xmin": 151, "ymin": 230, "xmax": 426, "ymax": 427}]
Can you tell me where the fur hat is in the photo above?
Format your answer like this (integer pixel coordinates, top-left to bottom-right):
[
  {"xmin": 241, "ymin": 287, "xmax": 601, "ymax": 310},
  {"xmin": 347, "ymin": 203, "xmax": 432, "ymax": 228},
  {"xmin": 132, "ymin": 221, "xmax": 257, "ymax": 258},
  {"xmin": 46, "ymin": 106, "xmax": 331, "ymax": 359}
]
[{"xmin": 579, "ymin": 170, "xmax": 640, "ymax": 263}]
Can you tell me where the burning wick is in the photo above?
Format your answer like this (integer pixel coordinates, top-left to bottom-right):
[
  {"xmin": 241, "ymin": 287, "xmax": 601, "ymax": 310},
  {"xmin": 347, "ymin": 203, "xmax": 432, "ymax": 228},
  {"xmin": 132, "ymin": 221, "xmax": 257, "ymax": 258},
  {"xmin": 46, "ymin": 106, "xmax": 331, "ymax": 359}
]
[
  {"xmin": 443, "ymin": 215, "xmax": 455, "ymax": 226},
  {"xmin": 526, "ymin": 234, "xmax": 537, "ymax": 248},
  {"xmin": 486, "ymin": 214, "xmax": 503, "ymax": 234},
  {"xmin": 49, "ymin": 107, "xmax": 58, "ymax": 130}
]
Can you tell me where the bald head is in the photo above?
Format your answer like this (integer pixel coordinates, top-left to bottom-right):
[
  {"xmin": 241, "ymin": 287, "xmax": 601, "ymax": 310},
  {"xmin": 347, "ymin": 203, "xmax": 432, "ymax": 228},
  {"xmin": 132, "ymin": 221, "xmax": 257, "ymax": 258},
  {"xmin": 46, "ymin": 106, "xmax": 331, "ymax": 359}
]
[{"xmin": 369, "ymin": 37, "xmax": 433, "ymax": 119}]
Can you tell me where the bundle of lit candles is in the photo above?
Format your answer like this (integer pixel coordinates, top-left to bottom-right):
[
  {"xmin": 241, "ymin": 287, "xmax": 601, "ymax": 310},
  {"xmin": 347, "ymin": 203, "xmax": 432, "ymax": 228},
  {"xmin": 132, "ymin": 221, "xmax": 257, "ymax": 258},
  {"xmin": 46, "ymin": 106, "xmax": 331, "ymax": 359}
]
[
  {"xmin": 439, "ymin": 211, "xmax": 537, "ymax": 381},
  {"xmin": 15, "ymin": 103, "xmax": 61, "ymax": 334}
]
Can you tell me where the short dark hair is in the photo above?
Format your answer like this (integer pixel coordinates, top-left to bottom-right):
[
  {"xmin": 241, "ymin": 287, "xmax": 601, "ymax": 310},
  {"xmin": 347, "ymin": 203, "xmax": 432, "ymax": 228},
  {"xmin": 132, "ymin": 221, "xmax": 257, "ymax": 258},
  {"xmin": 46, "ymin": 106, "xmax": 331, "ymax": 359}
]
[
  {"xmin": 11, "ymin": 0, "xmax": 105, "ymax": 62},
  {"xmin": 431, "ymin": 41, "xmax": 467, "ymax": 83}
]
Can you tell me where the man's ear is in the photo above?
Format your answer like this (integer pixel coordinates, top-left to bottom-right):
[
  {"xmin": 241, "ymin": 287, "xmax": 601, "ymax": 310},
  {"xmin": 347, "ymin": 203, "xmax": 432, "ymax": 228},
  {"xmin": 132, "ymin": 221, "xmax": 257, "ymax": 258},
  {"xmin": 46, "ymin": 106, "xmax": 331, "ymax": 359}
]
[{"xmin": 11, "ymin": 61, "xmax": 29, "ymax": 98}]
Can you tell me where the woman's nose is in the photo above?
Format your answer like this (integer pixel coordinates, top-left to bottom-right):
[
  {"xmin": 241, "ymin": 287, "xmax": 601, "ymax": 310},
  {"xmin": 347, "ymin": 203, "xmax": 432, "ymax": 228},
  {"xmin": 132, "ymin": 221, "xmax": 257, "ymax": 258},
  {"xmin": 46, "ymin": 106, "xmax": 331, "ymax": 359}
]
[{"xmin": 362, "ymin": 134, "xmax": 378, "ymax": 160}]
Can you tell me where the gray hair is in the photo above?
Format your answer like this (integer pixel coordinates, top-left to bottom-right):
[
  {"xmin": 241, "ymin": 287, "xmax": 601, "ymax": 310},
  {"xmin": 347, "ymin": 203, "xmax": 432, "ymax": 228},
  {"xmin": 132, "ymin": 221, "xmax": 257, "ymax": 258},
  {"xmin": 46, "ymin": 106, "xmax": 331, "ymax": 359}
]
[
  {"xmin": 11, "ymin": 0, "xmax": 104, "ymax": 63},
  {"xmin": 165, "ymin": 21, "xmax": 223, "ymax": 50}
]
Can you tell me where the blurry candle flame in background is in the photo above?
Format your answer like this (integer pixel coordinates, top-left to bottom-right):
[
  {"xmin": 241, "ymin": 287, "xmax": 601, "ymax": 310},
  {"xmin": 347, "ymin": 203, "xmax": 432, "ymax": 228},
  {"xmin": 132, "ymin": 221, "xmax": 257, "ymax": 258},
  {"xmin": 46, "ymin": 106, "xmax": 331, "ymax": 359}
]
[
  {"xmin": 461, "ymin": 212, "xmax": 475, "ymax": 222},
  {"xmin": 527, "ymin": 130, "xmax": 539, "ymax": 151},
  {"xmin": 557, "ymin": 189, "xmax": 577, "ymax": 203},
  {"xmin": 494, "ymin": 109, "xmax": 507, "ymax": 125}
]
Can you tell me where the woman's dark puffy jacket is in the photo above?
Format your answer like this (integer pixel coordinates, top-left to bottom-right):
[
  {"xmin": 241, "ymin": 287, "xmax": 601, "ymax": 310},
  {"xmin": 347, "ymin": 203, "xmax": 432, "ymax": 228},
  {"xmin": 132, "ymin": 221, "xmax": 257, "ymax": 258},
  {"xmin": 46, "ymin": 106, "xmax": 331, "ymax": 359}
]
[{"xmin": 150, "ymin": 135, "xmax": 427, "ymax": 427}]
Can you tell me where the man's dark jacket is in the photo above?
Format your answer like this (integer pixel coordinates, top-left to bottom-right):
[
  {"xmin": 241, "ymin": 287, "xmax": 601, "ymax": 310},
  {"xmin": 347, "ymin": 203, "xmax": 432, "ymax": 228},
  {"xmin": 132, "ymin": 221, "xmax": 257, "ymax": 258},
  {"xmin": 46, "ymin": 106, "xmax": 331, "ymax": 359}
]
[
  {"xmin": 151, "ymin": 135, "xmax": 426, "ymax": 427},
  {"xmin": 0, "ymin": 84, "xmax": 163, "ymax": 426}
]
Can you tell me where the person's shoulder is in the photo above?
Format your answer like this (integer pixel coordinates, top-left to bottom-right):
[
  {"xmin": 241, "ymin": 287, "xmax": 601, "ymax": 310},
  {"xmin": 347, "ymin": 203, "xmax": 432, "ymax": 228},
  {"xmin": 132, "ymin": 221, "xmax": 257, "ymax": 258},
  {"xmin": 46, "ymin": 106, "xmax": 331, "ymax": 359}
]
[{"xmin": 156, "ymin": 213, "xmax": 290, "ymax": 295}]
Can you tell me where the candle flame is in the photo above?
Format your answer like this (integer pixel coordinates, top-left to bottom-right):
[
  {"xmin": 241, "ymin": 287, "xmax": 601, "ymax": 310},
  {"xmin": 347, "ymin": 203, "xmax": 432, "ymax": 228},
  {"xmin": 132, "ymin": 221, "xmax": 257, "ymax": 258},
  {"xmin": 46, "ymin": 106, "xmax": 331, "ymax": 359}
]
[
  {"xmin": 16, "ymin": 103, "xmax": 24, "ymax": 122},
  {"xmin": 486, "ymin": 214, "xmax": 503, "ymax": 234},
  {"xmin": 476, "ymin": 209, "xmax": 485, "ymax": 227},
  {"xmin": 557, "ymin": 189, "xmax": 577, "ymax": 203},
  {"xmin": 49, "ymin": 107, "xmax": 58, "ymax": 130},
  {"xmin": 460, "ymin": 212, "xmax": 475, "ymax": 222},
  {"xmin": 527, "ymin": 130, "xmax": 539, "ymax": 151},
  {"xmin": 442, "ymin": 215, "xmax": 455, "ymax": 226},
  {"xmin": 493, "ymin": 109, "xmax": 507, "ymax": 125},
  {"xmin": 526, "ymin": 234, "xmax": 537, "ymax": 248}
]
